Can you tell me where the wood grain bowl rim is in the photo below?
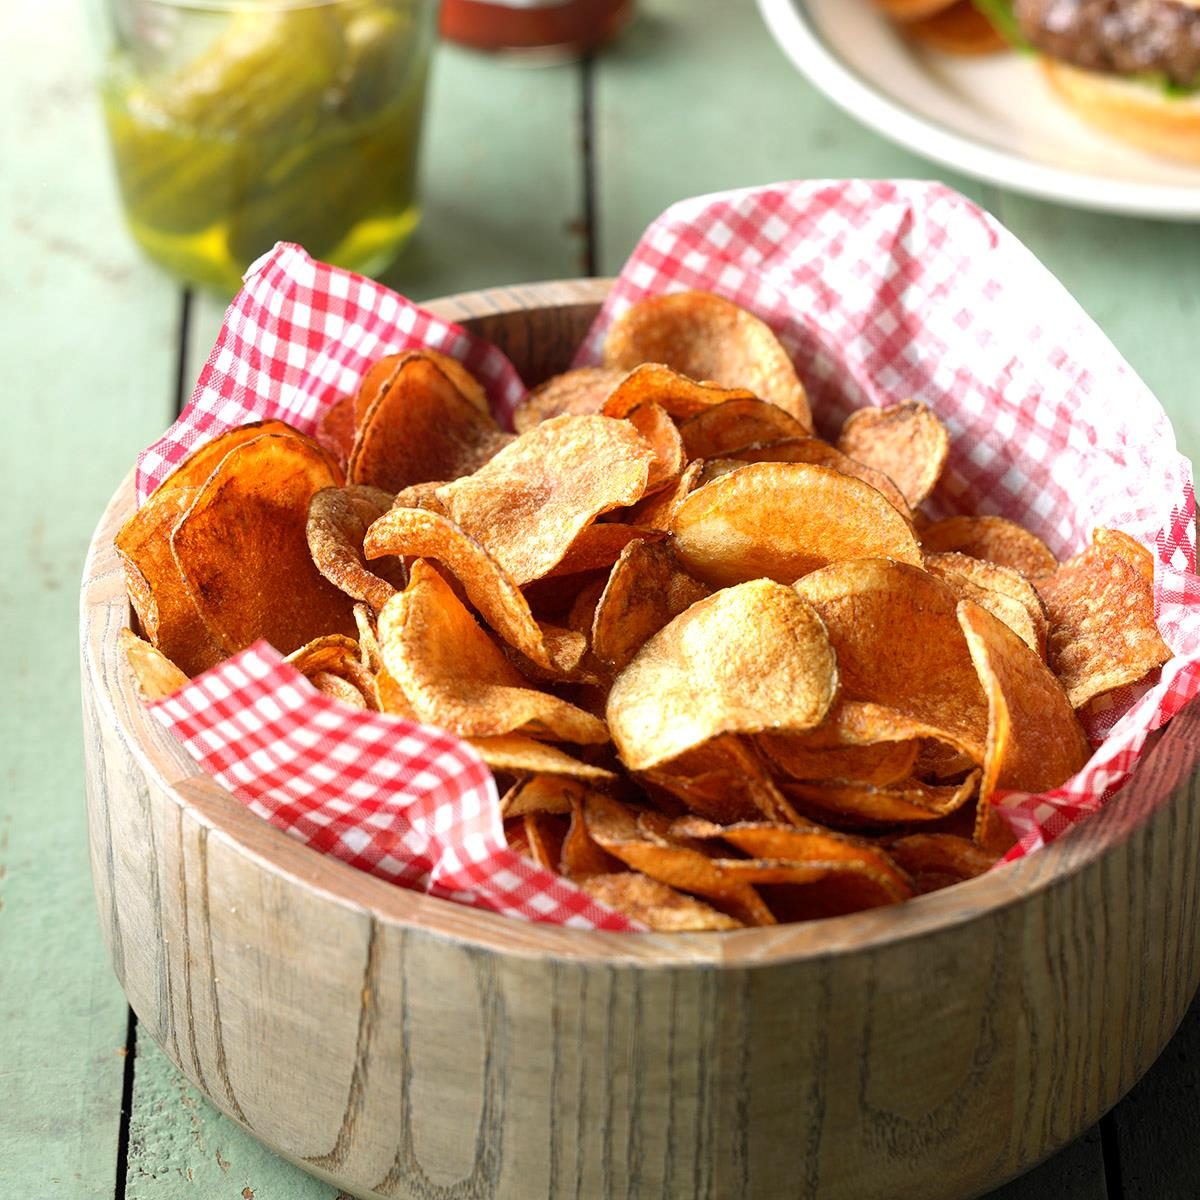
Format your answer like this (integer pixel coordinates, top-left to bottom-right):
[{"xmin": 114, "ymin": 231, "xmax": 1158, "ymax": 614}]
[{"xmin": 80, "ymin": 278, "xmax": 1198, "ymax": 970}]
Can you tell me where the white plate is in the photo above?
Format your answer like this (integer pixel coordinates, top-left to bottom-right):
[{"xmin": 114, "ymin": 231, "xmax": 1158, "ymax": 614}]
[{"xmin": 758, "ymin": 0, "xmax": 1200, "ymax": 220}]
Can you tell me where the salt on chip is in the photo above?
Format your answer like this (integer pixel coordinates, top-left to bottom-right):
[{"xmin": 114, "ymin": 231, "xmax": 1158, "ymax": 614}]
[
  {"xmin": 377, "ymin": 560, "xmax": 608, "ymax": 742},
  {"xmin": 723, "ymin": 437, "xmax": 913, "ymax": 522},
  {"xmin": 513, "ymin": 367, "xmax": 627, "ymax": 433},
  {"xmin": 625, "ymin": 402, "xmax": 686, "ymax": 492},
  {"xmin": 602, "ymin": 291, "xmax": 811, "ymax": 429},
  {"xmin": 958, "ymin": 599, "xmax": 1092, "ymax": 851},
  {"xmin": 1036, "ymin": 528, "xmax": 1172, "ymax": 708},
  {"xmin": 921, "ymin": 515, "xmax": 1058, "ymax": 581},
  {"xmin": 606, "ymin": 579, "xmax": 838, "ymax": 772},
  {"xmin": 678, "ymin": 399, "xmax": 808, "ymax": 460},
  {"xmin": 365, "ymin": 506, "xmax": 586, "ymax": 675},
  {"xmin": 348, "ymin": 355, "xmax": 511, "ymax": 494},
  {"xmin": 307, "ymin": 485, "xmax": 406, "ymax": 612},
  {"xmin": 794, "ymin": 560, "xmax": 989, "ymax": 763},
  {"xmin": 600, "ymin": 363, "xmax": 758, "ymax": 422},
  {"xmin": 925, "ymin": 551, "xmax": 1049, "ymax": 659},
  {"xmin": 434, "ymin": 414, "xmax": 655, "ymax": 585},
  {"xmin": 671, "ymin": 462, "xmax": 923, "ymax": 588},
  {"xmin": 836, "ymin": 400, "xmax": 949, "ymax": 509},
  {"xmin": 578, "ymin": 873, "xmax": 743, "ymax": 931},
  {"xmin": 591, "ymin": 539, "xmax": 711, "ymax": 672},
  {"xmin": 171, "ymin": 433, "xmax": 357, "ymax": 658}
]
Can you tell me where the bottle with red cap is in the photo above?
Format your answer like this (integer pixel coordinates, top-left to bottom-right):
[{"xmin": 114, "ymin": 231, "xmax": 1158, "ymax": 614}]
[{"xmin": 440, "ymin": 0, "xmax": 634, "ymax": 58}]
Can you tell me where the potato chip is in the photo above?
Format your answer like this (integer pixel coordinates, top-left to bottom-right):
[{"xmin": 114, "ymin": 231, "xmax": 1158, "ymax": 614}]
[
  {"xmin": 315, "ymin": 393, "xmax": 357, "ymax": 469},
  {"xmin": 171, "ymin": 433, "xmax": 357, "ymax": 658},
  {"xmin": 499, "ymin": 774, "xmax": 582, "ymax": 818},
  {"xmin": 512, "ymin": 366, "xmax": 627, "ymax": 432},
  {"xmin": 284, "ymin": 633, "xmax": 378, "ymax": 709},
  {"xmin": 464, "ymin": 734, "xmax": 616, "ymax": 781},
  {"xmin": 561, "ymin": 795, "xmax": 622, "ymax": 877},
  {"xmin": 958, "ymin": 600, "xmax": 1092, "ymax": 850},
  {"xmin": 921, "ymin": 515, "xmax": 1058, "ymax": 580},
  {"xmin": 354, "ymin": 348, "xmax": 489, "ymax": 424},
  {"xmin": 591, "ymin": 540, "xmax": 711, "ymax": 672},
  {"xmin": 925, "ymin": 551, "xmax": 1048, "ymax": 658},
  {"xmin": 544, "ymin": 523, "xmax": 667, "ymax": 579},
  {"xmin": 353, "ymin": 603, "xmax": 383, "ymax": 673},
  {"xmin": 375, "ymin": 665, "xmax": 418, "ymax": 718},
  {"xmin": 722, "ymin": 437, "xmax": 914, "ymax": 522},
  {"xmin": 671, "ymin": 462, "xmax": 923, "ymax": 588},
  {"xmin": 378, "ymin": 560, "xmax": 608, "ymax": 742},
  {"xmin": 794, "ymin": 560, "xmax": 989, "ymax": 762},
  {"xmin": 364, "ymin": 506, "xmax": 586, "ymax": 675},
  {"xmin": 756, "ymin": 732, "xmax": 919, "ymax": 786},
  {"xmin": 309, "ymin": 671, "xmax": 369, "ymax": 709},
  {"xmin": 119, "ymin": 628, "xmax": 188, "ymax": 702},
  {"xmin": 782, "ymin": 771, "xmax": 980, "ymax": 826},
  {"xmin": 434, "ymin": 414, "xmax": 655, "ymax": 585},
  {"xmin": 620, "ymin": 460, "xmax": 704, "ymax": 531},
  {"xmin": 836, "ymin": 400, "xmax": 949, "ymax": 509},
  {"xmin": 1093, "ymin": 526, "xmax": 1156, "ymax": 584},
  {"xmin": 307, "ymin": 486, "xmax": 406, "ymax": 612},
  {"xmin": 600, "ymin": 363, "xmax": 758, "ymax": 422},
  {"xmin": 582, "ymin": 793, "xmax": 775, "ymax": 925},
  {"xmin": 885, "ymin": 834, "xmax": 1000, "ymax": 895},
  {"xmin": 523, "ymin": 812, "xmax": 567, "ymax": 871},
  {"xmin": 678, "ymin": 399, "xmax": 808, "ymax": 460},
  {"xmin": 391, "ymin": 480, "xmax": 450, "ymax": 515},
  {"xmin": 626, "ymin": 402, "xmax": 686, "ymax": 492},
  {"xmin": 153, "ymin": 420, "xmax": 324, "ymax": 496},
  {"xmin": 606, "ymin": 579, "xmax": 838, "ymax": 771},
  {"xmin": 348, "ymin": 355, "xmax": 511, "ymax": 494},
  {"xmin": 603, "ymin": 291, "xmax": 811, "ymax": 428},
  {"xmin": 577, "ymin": 873, "xmax": 744, "ymax": 931},
  {"xmin": 1036, "ymin": 529, "xmax": 1171, "ymax": 708}
]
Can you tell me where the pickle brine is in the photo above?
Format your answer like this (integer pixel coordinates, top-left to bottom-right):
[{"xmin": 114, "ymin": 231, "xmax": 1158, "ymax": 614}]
[{"xmin": 102, "ymin": 2, "xmax": 432, "ymax": 291}]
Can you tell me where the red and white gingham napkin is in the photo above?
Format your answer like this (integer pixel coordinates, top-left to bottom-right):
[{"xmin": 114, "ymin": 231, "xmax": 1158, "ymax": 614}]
[{"xmin": 136, "ymin": 181, "xmax": 1200, "ymax": 926}]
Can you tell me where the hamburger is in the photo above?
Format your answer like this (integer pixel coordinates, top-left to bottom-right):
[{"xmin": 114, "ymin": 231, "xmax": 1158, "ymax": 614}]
[{"xmin": 990, "ymin": 0, "xmax": 1200, "ymax": 163}]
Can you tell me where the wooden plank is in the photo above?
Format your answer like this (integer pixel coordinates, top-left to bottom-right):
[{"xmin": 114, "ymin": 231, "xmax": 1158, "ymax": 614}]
[
  {"xmin": 188, "ymin": 40, "xmax": 589, "ymax": 365},
  {"xmin": 0, "ymin": 0, "xmax": 182, "ymax": 1193},
  {"xmin": 1106, "ymin": 987, "xmax": 1200, "ymax": 1198}
]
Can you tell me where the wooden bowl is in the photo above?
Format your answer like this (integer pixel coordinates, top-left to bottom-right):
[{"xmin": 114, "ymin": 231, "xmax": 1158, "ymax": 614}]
[{"xmin": 81, "ymin": 279, "xmax": 1200, "ymax": 1200}]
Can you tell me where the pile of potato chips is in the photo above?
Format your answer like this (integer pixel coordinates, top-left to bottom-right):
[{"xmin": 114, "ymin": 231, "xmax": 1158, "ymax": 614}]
[{"xmin": 118, "ymin": 290, "xmax": 1173, "ymax": 931}]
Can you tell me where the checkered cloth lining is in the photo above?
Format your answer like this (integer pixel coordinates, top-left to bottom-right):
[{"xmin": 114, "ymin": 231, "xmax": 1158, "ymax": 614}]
[{"xmin": 140, "ymin": 180, "xmax": 1200, "ymax": 923}]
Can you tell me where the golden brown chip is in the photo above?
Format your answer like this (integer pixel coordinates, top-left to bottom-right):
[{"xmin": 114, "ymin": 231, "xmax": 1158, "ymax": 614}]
[
  {"xmin": 577, "ymin": 873, "xmax": 744, "ymax": 931},
  {"xmin": 523, "ymin": 812, "xmax": 568, "ymax": 871},
  {"xmin": 284, "ymin": 633, "xmax": 379, "ymax": 709},
  {"xmin": 561, "ymin": 795, "xmax": 622, "ymax": 878},
  {"xmin": 600, "ymin": 363, "xmax": 758, "ymax": 422},
  {"xmin": 836, "ymin": 400, "xmax": 949, "ymax": 509},
  {"xmin": 353, "ymin": 603, "xmax": 383, "ymax": 673},
  {"xmin": 434, "ymin": 415, "xmax": 655, "ymax": 585},
  {"xmin": 885, "ymin": 833, "xmax": 1000, "ymax": 895},
  {"xmin": 1036, "ymin": 529, "xmax": 1171, "ymax": 708},
  {"xmin": 626, "ymin": 402, "xmax": 687, "ymax": 492},
  {"xmin": 309, "ymin": 671, "xmax": 368, "ymax": 709},
  {"xmin": 671, "ymin": 462, "xmax": 923, "ymax": 587},
  {"xmin": 499, "ymin": 774, "xmax": 582, "ymax": 818},
  {"xmin": 307, "ymin": 485, "xmax": 406, "ymax": 612},
  {"xmin": 591, "ymin": 540, "xmax": 712, "ymax": 672},
  {"xmin": 921, "ymin": 514, "xmax": 1058, "ymax": 580},
  {"xmin": 1093, "ymin": 527, "xmax": 1156, "ymax": 584},
  {"xmin": 794, "ymin": 560, "xmax": 989, "ymax": 762},
  {"xmin": 958, "ymin": 599, "xmax": 1092, "ymax": 850},
  {"xmin": 512, "ymin": 366, "xmax": 627, "ymax": 433},
  {"xmin": 756, "ymin": 733, "xmax": 919, "ymax": 786},
  {"xmin": 171, "ymin": 432, "xmax": 356, "ymax": 658},
  {"xmin": 543, "ymin": 523, "xmax": 668, "ymax": 579},
  {"xmin": 378, "ymin": 560, "xmax": 608, "ymax": 742},
  {"xmin": 620, "ymin": 460, "xmax": 705, "ymax": 531},
  {"xmin": 119, "ymin": 628, "xmax": 189, "ymax": 702},
  {"xmin": 375, "ymin": 666, "xmax": 418, "ymax": 718},
  {"xmin": 156, "ymin": 420, "xmax": 325, "ymax": 496},
  {"xmin": 782, "ymin": 772, "xmax": 980, "ymax": 826},
  {"xmin": 365, "ymin": 506, "xmax": 586, "ymax": 675},
  {"xmin": 603, "ymin": 291, "xmax": 811, "ymax": 428},
  {"xmin": 925, "ymin": 551, "xmax": 1049, "ymax": 658},
  {"xmin": 582, "ymin": 793, "xmax": 775, "ymax": 925},
  {"xmin": 348, "ymin": 355, "xmax": 511, "ymax": 494},
  {"xmin": 315, "ymin": 393, "xmax": 357, "ymax": 469},
  {"xmin": 463, "ymin": 734, "xmax": 617, "ymax": 781},
  {"xmin": 391, "ymin": 479, "xmax": 450, "ymax": 515},
  {"xmin": 722, "ymin": 437, "xmax": 914, "ymax": 522},
  {"xmin": 678, "ymin": 399, "xmax": 808, "ymax": 460},
  {"xmin": 354, "ymin": 348, "xmax": 489, "ymax": 424},
  {"xmin": 606, "ymin": 580, "xmax": 838, "ymax": 772}
]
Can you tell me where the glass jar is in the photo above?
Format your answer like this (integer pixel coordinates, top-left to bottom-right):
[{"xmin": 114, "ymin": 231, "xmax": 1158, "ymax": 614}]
[
  {"xmin": 439, "ymin": 0, "xmax": 632, "ymax": 58},
  {"xmin": 96, "ymin": 0, "xmax": 439, "ymax": 292}
]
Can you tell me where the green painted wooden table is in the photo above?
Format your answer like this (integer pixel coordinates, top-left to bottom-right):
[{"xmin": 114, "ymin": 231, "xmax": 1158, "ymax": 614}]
[{"xmin": 3, "ymin": 0, "xmax": 1197, "ymax": 1195}]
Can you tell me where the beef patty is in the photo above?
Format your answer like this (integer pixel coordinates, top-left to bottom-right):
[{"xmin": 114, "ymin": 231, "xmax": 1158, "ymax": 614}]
[{"xmin": 1014, "ymin": 0, "xmax": 1200, "ymax": 86}]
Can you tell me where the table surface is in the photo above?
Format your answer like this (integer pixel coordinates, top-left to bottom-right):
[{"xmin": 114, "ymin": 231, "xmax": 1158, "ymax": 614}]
[{"xmin": 4, "ymin": 1, "xmax": 1199, "ymax": 1196}]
